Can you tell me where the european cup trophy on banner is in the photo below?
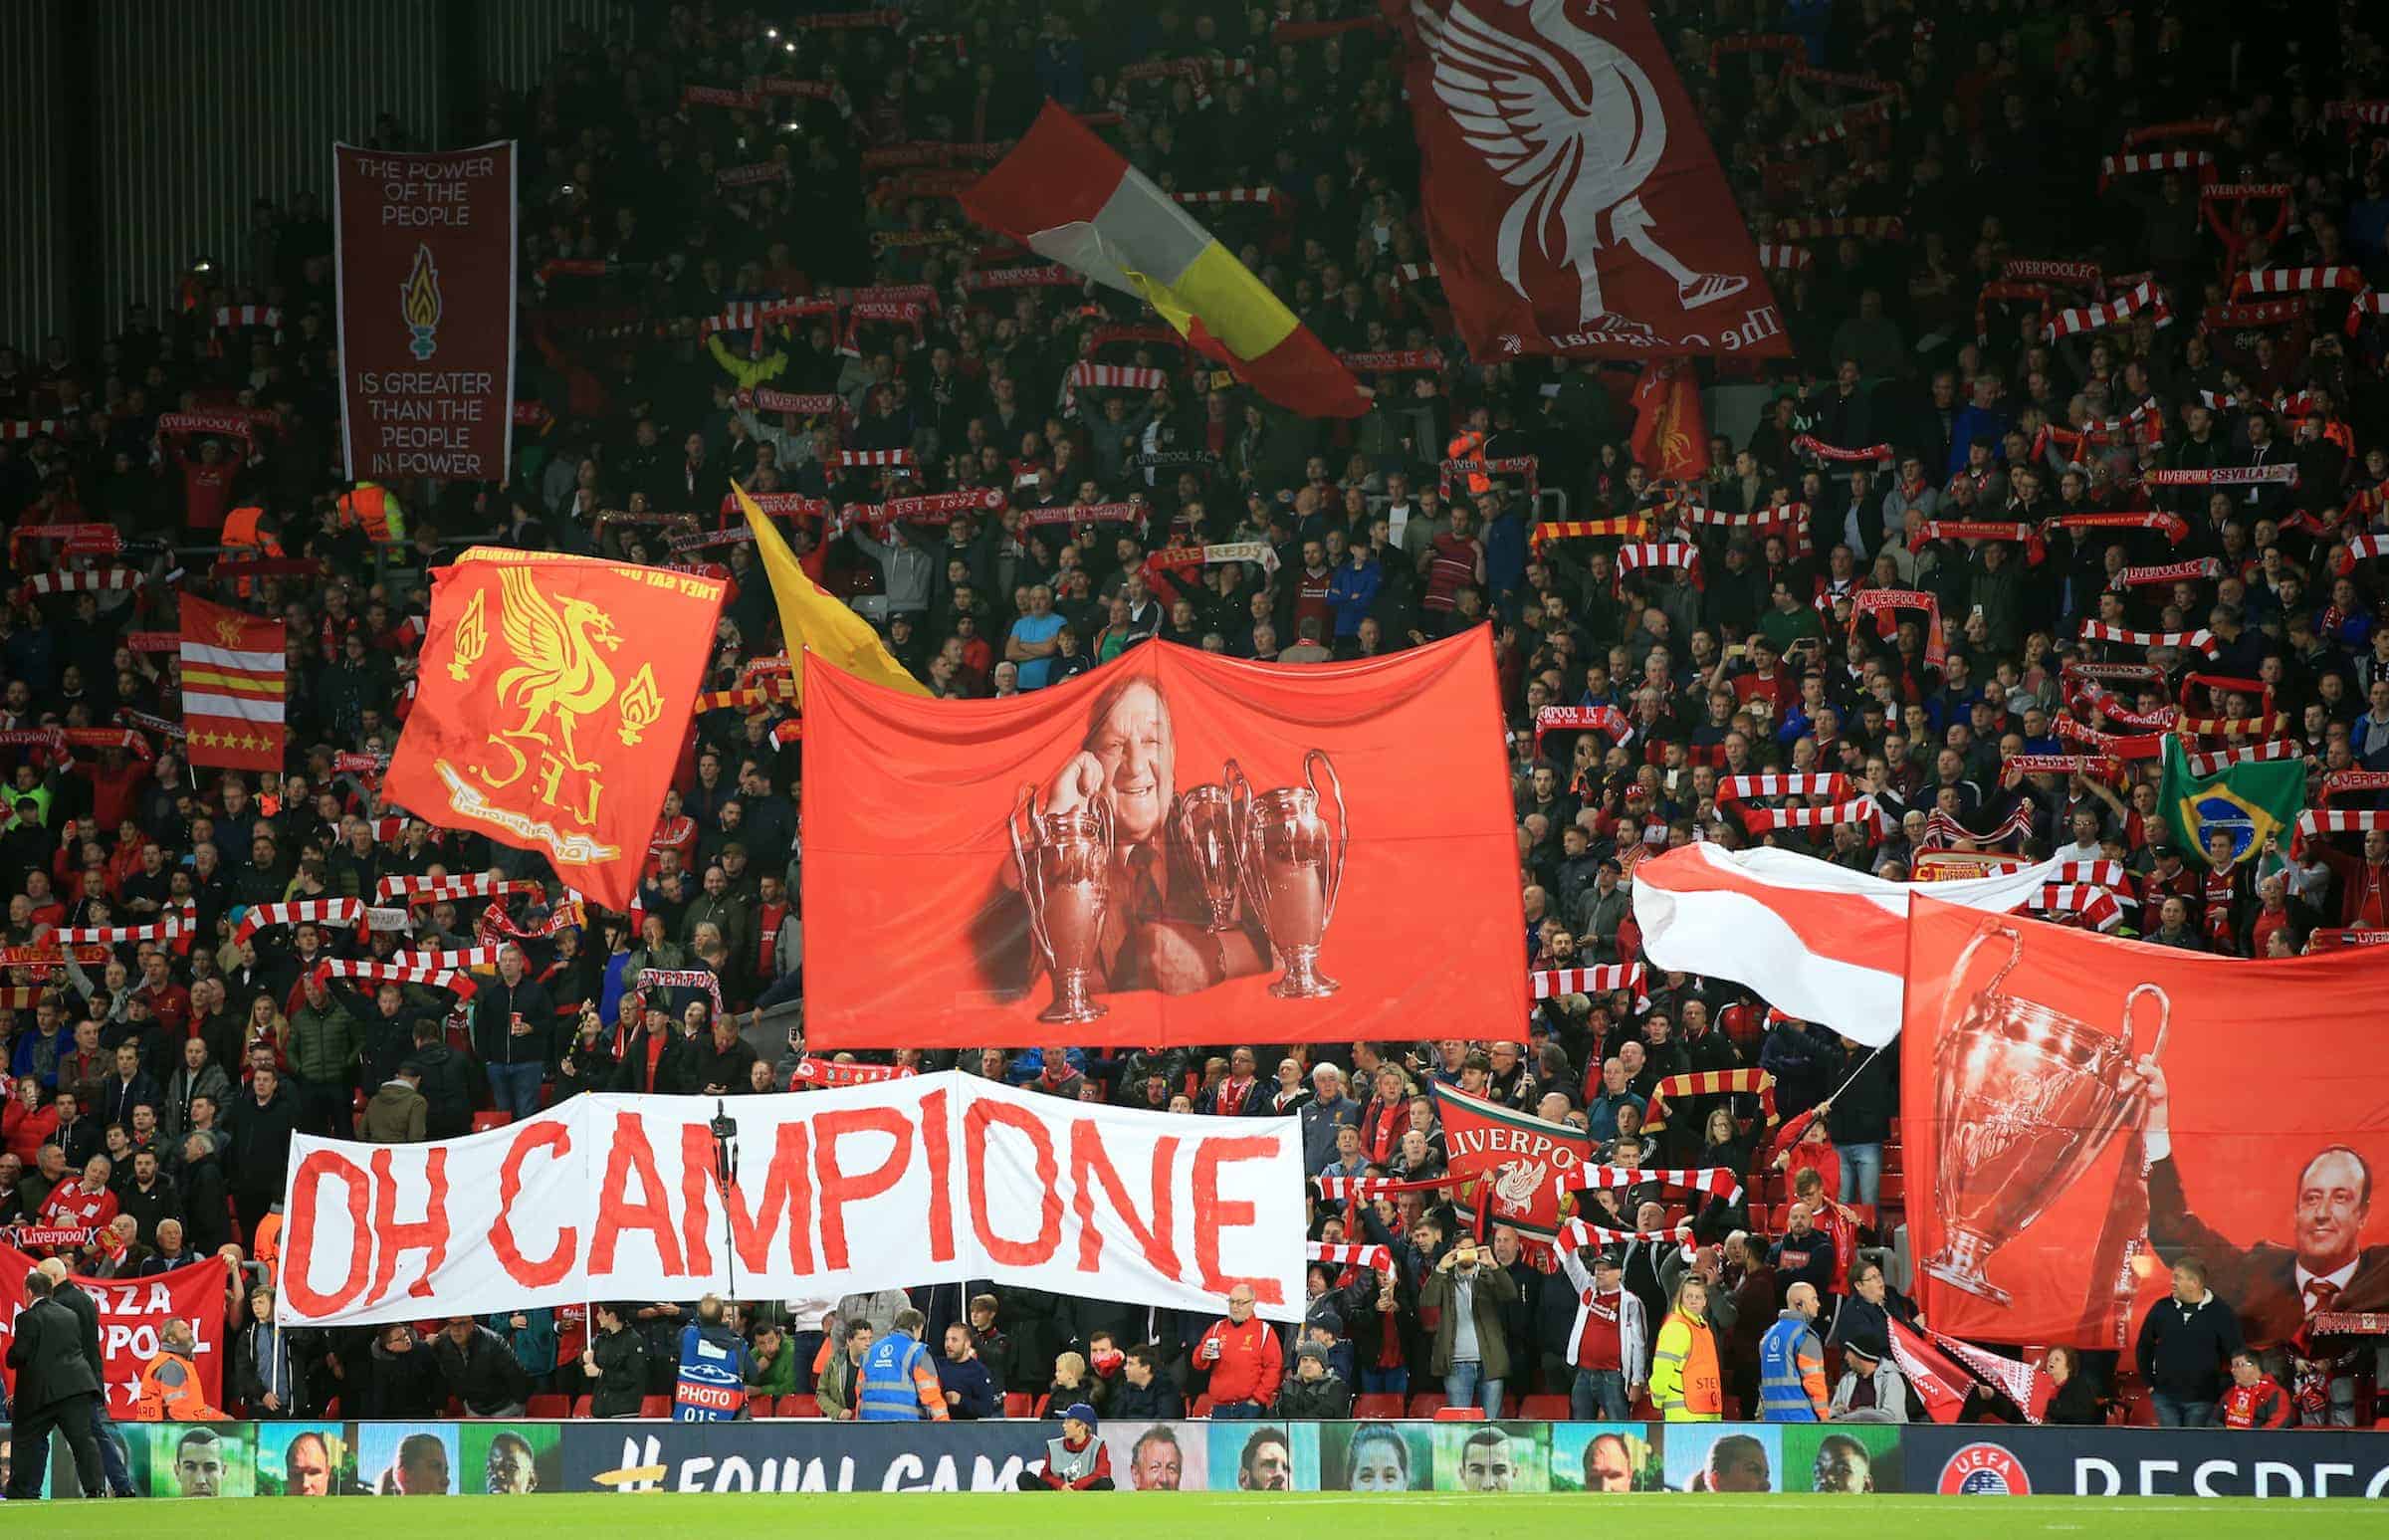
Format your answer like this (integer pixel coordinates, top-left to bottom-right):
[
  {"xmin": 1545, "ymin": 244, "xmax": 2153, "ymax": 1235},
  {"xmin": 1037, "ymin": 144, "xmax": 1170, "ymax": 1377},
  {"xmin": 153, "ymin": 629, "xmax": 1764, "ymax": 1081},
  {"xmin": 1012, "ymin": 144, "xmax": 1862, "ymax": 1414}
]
[
  {"xmin": 1175, "ymin": 770, "xmax": 1244, "ymax": 933},
  {"xmin": 1008, "ymin": 786, "xmax": 1114, "ymax": 1023},
  {"xmin": 1229, "ymin": 748, "xmax": 1348, "ymax": 998},
  {"xmin": 1923, "ymin": 924, "xmax": 2169, "ymax": 1305}
]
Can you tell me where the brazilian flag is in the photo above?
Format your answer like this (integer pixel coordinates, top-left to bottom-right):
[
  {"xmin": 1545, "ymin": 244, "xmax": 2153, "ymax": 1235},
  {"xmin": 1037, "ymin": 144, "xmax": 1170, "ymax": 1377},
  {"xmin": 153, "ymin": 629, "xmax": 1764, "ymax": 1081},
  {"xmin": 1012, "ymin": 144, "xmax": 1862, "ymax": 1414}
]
[{"xmin": 2158, "ymin": 737, "xmax": 2305, "ymax": 866}]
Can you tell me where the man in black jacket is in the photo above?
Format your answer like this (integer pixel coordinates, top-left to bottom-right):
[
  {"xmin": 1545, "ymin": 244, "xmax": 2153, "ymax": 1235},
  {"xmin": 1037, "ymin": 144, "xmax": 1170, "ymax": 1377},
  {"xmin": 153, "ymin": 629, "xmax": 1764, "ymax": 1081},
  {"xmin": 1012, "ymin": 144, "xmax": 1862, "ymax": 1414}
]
[
  {"xmin": 225, "ymin": 1063, "xmax": 301, "ymax": 1243},
  {"xmin": 584, "ymin": 1303, "xmax": 652, "ymax": 1418},
  {"xmin": 2135, "ymin": 1256, "xmax": 2243, "ymax": 1427},
  {"xmin": 431, "ymin": 1316, "xmax": 531, "ymax": 1417},
  {"xmin": 40, "ymin": 1256, "xmax": 139, "ymax": 1496},
  {"xmin": 5, "ymin": 1269, "xmax": 106, "ymax": 1498},
  {"xmin": 407, "ymin": 1019, "xmax": 473, "ymax": 1139},
  {"xmin": 470, "ymin": 946, "xmax": 556, "ymax": 1121},
  {"xmin": 177, "ymin": 1132, "xmax": 234, "ymax": 1256}
]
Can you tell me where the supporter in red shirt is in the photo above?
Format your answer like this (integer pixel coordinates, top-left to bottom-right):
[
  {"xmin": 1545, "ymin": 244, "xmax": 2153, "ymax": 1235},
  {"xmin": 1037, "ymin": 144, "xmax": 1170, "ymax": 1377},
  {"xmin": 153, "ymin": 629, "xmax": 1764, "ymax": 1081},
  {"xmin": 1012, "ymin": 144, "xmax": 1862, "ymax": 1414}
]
[
  {"xmin": 2217, "ymin": 1350, "xmax": 2292, "ymax": 1429},
  {"xmin": 1194, "ymin": 1284, "xmax": 1280, "ymax": 1415},
  {"xmin": 39, "ymin": 1153, "xmax": 121, "ymax": 1249}
]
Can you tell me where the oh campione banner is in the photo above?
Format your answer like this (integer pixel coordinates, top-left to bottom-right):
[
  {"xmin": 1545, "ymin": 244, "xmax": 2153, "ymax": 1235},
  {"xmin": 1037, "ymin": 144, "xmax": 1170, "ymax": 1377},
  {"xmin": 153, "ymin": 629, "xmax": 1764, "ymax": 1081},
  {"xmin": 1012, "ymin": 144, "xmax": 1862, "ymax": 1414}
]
[
  {"xmin": 275, "ymin": 1073, "xmax": 1306, "ymax": 1326},
  {"xmin": 333, "ymin": 140, "xmax": 517, "ymax": 482}
]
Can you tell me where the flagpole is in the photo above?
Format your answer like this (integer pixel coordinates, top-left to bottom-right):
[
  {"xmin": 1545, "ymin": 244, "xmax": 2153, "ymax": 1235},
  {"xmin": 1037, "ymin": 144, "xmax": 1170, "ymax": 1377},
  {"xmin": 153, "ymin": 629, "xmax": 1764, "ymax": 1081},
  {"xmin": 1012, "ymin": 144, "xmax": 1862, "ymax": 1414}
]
[{"xmin": 1820, "ymin": 1042, "xmax": 1888, "ymax": 1107}]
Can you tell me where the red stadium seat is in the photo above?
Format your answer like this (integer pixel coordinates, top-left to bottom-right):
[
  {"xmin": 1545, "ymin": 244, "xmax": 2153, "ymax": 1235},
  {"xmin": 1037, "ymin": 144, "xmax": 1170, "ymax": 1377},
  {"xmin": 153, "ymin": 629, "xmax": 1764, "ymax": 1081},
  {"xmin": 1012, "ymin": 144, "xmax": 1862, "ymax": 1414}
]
[
  {"xmin": 1190, "ymin": 1396, "xmax": 1216, "ymax": 1419},
  {"xmin": 1432, "ymin": 1405, "xmax": 1485, "ymax": 1422},
  {"xmin": 1880, "ymin": 1172, "xmax": 1905, "ymax": 1205},
  {"xmin": 1884, "ymin": 1143, "xmax": 1903, "ymax": 1175},
  {"xmin": 1406, "ymin": 1393, "xmax": 1446, "ymax": 1418},
  {"xmin": 638, "ymin": 1395, "xmax": 673, "ymax": 1418},
  {"xmin": 1352, "ymin": 1394, "xmax": 1406, "ymax": 1419},
  {"xmin": 780, "ymin": 1397, "xmax": 826, "ymax": 1419},
  {"xmin": 1031, "ymin": 1393, "xmax": 1053, "ymax": 1418},
  {"xmin": 527, "ymin": 1394, "xmax": 568, "ymax": 1419},
  {"xmin": 1518, "ymin": 1394, "xmax": 1571, "ymax": 1420},
  {"xmin": 570, "ymin": 1395, "xmax": 594, "ymax": 1418},
  {"xmin": 1002, "ymin": 1393, "xmax": 1034, "ymax": 1419},
  {"xmin": 753, "ymin": 1396, "xmax": 786, "ymax": 1418},
  {"xmin": 472, "ymin": 1110, "xmax": 513, "ymax": 1132}
]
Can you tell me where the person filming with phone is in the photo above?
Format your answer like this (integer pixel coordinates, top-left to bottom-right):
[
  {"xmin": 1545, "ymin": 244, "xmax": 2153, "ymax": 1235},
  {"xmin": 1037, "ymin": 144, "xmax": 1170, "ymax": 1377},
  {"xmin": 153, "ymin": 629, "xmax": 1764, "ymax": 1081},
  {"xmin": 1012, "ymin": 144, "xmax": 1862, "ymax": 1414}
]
[{"xmin": 1420, "ymin": 1230, "xmax": 1519, "ymax": 1417}]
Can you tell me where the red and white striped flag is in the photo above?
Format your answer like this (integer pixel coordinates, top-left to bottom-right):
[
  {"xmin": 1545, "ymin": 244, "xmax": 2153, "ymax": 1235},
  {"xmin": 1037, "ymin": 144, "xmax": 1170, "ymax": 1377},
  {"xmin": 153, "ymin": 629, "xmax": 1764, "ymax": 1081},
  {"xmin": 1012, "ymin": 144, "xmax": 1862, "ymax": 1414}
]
[
  {"xmin": 1631, "ymin": 843, "xmax": 2092, "ymax": 1046},
  {"xmin": 1530, "ymin": 964, "xmax": 1647, "ymax": 1010},
  {"xmin": 179, "ymin": 595, "xmax": 287, "ymax": 770}
]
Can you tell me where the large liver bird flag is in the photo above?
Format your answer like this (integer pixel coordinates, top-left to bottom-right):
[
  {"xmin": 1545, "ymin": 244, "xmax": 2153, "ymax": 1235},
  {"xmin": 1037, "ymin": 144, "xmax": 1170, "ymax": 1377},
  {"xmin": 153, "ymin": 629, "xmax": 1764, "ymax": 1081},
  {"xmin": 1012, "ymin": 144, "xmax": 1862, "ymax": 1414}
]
[
  {"xmin": 1386, "ymin": 0, "xmax": 1789, "ymax": 359},
  {"xmin": 386, "ymin": 550, "xmax": 727, "ymax": 909}
]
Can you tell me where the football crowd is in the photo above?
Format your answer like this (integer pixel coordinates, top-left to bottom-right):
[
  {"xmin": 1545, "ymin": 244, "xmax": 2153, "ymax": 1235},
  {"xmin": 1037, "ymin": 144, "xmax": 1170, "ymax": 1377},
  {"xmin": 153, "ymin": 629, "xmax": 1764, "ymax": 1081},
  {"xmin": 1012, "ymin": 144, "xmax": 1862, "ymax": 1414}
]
[{"xmin": 2, "ymin": 0, "xmax": 2387, "ymax": 1480}]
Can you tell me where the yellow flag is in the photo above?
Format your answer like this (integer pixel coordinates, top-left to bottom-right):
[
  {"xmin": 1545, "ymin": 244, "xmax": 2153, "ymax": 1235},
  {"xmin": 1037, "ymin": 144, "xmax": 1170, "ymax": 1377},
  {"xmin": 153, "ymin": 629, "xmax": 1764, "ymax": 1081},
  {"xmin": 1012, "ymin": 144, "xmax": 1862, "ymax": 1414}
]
[{"xmin": 734, "ymin": 482, "xmax": 930, "ymax": 706}]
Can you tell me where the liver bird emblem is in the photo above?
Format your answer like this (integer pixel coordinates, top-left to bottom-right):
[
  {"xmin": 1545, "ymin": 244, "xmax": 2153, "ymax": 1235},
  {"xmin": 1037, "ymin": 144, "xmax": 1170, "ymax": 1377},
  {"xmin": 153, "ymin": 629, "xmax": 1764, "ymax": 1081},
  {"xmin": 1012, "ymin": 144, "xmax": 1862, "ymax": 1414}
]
[
  {"xmin": 1415, "ymin": 0, "xmax": 1748, "ymax": 330},
  {"xmin": 494, "ymin": 565, "xmax": 622, "ymax": 772},
  {"xmin": 1492, "ymin": 1159, "xmax": 1548, "ymax": 1217}
]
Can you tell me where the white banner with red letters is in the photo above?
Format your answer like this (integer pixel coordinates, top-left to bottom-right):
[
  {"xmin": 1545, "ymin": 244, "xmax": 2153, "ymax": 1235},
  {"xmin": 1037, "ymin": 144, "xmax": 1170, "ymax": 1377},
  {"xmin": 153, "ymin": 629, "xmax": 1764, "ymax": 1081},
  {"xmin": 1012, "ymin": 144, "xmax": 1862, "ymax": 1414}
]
[
  {"xmin": 275, "ymin": 1074, "xmax": 1304, "ymax": 1326},
  {"xmin": 0, "ymin": 1245, "xmax": 231, "ymax": 1415}
]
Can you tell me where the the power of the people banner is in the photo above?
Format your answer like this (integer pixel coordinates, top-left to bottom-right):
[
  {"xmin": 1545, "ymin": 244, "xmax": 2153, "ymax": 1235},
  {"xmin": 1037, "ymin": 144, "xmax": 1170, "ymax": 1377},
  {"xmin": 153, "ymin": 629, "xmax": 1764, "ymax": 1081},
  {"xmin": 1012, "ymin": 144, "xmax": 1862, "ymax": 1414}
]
[
  {"xmin": 800, "ymin": 627, "xmax": 1524, "ymax": 1048},
  {"xmin": 273, "ymin": 1073, "xmax": 1306, "ymax": 1326},
  {"xmin": 333, "ymin": 140, "xmax": 517, "ymax": 482}
]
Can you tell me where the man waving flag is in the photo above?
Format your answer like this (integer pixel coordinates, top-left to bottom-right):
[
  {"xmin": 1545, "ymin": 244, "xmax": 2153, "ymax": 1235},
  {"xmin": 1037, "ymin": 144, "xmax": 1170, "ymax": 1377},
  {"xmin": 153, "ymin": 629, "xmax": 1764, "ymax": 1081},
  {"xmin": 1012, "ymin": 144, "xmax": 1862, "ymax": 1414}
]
[{"xmin": 962, "ymin": 104, "xmax": 1367, "ymax": 418}]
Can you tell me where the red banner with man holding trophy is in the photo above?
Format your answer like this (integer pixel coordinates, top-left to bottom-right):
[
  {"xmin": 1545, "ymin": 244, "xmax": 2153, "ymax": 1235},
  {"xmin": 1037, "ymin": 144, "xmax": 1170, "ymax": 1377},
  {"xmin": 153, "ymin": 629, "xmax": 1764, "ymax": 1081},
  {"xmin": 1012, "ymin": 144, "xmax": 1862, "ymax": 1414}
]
[
  {"xmin": 1386, "ymin": 0, "xmax": 1788, "ymax": 358},
  {"xmin": 799, "ymin": 628, "xmax": 1524, "ymax": 1048},
  {"xmin": 1902, "ymin": 896, "xmax": 2389, "ymax": 1356}
]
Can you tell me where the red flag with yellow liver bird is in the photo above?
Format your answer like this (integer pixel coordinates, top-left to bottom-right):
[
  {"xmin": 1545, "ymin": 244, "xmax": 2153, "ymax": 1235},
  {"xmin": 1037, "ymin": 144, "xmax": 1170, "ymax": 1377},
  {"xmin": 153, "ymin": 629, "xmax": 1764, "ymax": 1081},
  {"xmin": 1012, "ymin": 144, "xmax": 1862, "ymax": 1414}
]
[{"xmin": 386, "ymin": 550, "xmax": 727, "ymax": 910}]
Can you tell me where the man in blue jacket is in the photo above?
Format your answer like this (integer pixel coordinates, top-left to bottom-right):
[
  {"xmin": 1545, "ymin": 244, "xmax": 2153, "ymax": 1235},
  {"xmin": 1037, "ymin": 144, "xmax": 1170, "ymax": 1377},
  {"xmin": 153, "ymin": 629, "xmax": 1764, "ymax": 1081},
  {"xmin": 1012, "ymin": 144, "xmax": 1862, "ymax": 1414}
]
[{"xmin": 934, "ymin": 1322, "xmax": 999, "ymax": 1420}]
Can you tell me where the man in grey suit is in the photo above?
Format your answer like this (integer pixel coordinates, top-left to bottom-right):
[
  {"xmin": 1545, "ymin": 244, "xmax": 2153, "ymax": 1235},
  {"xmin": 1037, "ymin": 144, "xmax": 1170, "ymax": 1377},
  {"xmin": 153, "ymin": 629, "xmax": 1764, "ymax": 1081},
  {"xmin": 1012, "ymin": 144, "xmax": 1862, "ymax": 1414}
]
[{"xmin": 4, "ymin": 1269, "xmax": 106, "ymax": 1499}]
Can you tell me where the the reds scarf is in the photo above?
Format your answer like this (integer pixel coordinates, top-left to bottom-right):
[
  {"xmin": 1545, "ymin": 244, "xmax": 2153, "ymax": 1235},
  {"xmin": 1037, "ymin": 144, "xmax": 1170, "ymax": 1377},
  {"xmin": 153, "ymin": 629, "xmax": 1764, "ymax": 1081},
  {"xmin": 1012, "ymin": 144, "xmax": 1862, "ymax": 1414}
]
[
  {"xmin": 1430, "ymin": 1082, "xmax": 1592, "ymax": 1246},
  {"xmin": 0, "ymin": 1244, "xmax": 231, "ymax": 1417},
  {"xmin": 2006, "ymin": 754, "xmax": 2119, "ymax": 780},
  {"xmin": 1533, "ymin": 703, "xmax": 1633, "ymax": 753},
  {"xmin": 2111, "ymin": 557, "xmax": 2221, "ymax": 588},
  {"xmin": 2044, "ymin": 510, "xmax": 2189, "ymax": 544},
  {"xmin": 1562, "ymin": 1164, "xmax": 1744, "ymax": 1206},
  {"xmin": 1792, "ymin": 433, "xmax": 1894, "ymax": 465},
  {"xmin": 1388, "ymin": 0, "xmax": 1786, "ymax": 359},
  {"xmin": 233, "ymin": 899, "xmax": 366, "ymax": 944},
  {"xmin": 788, "ymin": 1056, "xmax": 915, "ymax": 1088},
  {"xmin": 1849, "ymin": 587, "xmax": 1948, "ymax": 668}
]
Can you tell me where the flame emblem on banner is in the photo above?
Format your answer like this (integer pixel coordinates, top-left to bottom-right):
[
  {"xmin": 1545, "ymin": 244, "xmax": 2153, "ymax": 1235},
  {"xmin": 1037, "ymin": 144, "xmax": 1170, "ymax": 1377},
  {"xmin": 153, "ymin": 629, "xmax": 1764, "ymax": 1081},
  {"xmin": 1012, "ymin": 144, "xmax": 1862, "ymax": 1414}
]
[
  {"xmin": 451, "ymin": 587, "xmax": 488, "ymax": 681},
  {"xmin": 616, "ymin": 663, "xmax": 663, "ymax": 747},
  {"xmin": 402, "ymin": 243, "xmax": 443, "ymax": 360}
]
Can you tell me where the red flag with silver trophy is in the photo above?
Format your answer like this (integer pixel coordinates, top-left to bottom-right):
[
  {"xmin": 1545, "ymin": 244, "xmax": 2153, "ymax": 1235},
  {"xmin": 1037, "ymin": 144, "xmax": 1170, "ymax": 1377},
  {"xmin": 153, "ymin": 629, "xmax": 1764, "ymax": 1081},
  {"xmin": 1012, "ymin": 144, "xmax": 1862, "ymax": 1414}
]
[{"xmin": 1386, "ymin": 0, "xmax": 1789, "ymax": 358}]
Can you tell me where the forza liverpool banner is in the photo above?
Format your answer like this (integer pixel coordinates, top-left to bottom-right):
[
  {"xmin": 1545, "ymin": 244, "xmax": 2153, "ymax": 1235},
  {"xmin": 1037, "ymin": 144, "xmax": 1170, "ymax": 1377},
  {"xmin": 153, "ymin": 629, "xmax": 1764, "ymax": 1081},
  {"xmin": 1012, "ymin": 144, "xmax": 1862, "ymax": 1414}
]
[
  {"xmin": 384, "ymin": 550, "xmax": 727, "ymax": 911},
  {"xmin": 0, "ymin": 1245, "xmax": 232, "ymax": 1419},
  {"xmin": 1901, "ymin": 896, "xmax": 2389, "ymax": 1354},
  {"xmin": 272, "ymin": 1074, "xmax": 1306, "ymax": 1326},
  {"xmin": 333, "ymin": 140, "xmax": 517, "ymax": 481},
  {"xmin": 1386, "ymin": 0, "xmax": 1787, "ymax": 358},
  {"xmin": 799, "ymin": 628, "xmax": 1524, "ymax": 1048}
]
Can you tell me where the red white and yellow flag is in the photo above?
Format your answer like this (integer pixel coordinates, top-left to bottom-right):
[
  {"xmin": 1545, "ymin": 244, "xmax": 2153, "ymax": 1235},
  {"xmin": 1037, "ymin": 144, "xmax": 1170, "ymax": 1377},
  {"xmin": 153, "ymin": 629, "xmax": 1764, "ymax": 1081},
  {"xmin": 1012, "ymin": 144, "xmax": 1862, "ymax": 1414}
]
[
  {"xmin": 385, "ymin": 550, "xmax": 728, "ymax": 910},
  {"xmin": 179, "ymin": 594, "xmax": 287, "ymax": 770}
]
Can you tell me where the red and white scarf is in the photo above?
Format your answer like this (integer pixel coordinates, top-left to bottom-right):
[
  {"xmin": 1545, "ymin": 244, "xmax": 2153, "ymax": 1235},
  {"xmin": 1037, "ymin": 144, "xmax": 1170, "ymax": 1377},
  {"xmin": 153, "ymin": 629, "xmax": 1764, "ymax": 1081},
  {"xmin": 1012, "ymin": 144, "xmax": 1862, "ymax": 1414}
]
[
  {"xmin": 1531, "ymin": 964, "xmax": 1648, "ymax": 1010},
  {"xmin": 1922, "ymin": 799, "xmax": 2037, "ymax": 851},
  {"xmin": 2077, "ymin": 620, "xmax": 2222, "ymax": 657},
  {"xmin": 962, "ymin": 263, "xmax": 1080, "ymax": 291},
  {"xmin": 2141, "ymin": 464, "xmax": 2298, "ymax": 489},
  {"xmin": 789, "ymin": 1056, "xmax": 914, "ymax": 1087},
  {"xmin": 375, "ymin": 874, "xmax": 543, "ymax": 906},
  {"xmin": 1792, "ymin": 433, "xmax": 1893, "ymax": 466},
  {"xmin": 2043, "ymin": 510, "xmax": 2188, "ymax": 545},
  {"xmin": 234, "ymin": 899, "xmax": 366, "ymax": 944},
  {"xmin": 1565, "ymin": 1165, "xmax": 1745, "ymax": 1205},
  {"xmin": 1437, "ymin": 455, "xmax": 1540, "ymax": 498},
  {"xmin": 1614, "ymin": 542, "xmax": 1704, "ymax": 593},
  {"xmin": 1717, "ymin": 772, "xmax": 1850, "ymax": 804},
  {"xmin": 313, "ymin": 958, "xmax": 480, "ymax": 999},
  {"xmin": 2110, "ymin": 557, "xmax": 2221, "ymax": 589},
  {"xmin": 1533, "ymin": 704, "xmax": 1633, "ymax": 752},
  {"xmin": 1755, "ymin": 243, "xmax": 1813, "ymax": 271},
  {"xmin": 1849, "ymin": 587, "xmax": 1947, "ymax": 667},
  {"xmin": 2043, "ymin": 280, "xmax": 2173, "ymax": 340},
  {"xmin": 2096, "ymin": 150, "xmax": 2213, "ymax": 189},
  {"xmin": 2005, "ymin": 754, "xmax": 2120, "ymax": 780},
  {"xmin": 1305, "ymin": 1241, "xmax": 1396, "ymax": 1276}
]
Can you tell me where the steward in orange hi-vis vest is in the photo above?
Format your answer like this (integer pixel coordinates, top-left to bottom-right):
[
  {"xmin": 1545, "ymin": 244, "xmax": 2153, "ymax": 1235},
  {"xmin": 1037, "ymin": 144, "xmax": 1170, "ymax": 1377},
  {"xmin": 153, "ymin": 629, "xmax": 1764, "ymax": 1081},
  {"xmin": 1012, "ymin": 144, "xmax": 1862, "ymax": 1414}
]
[{"xmin": 384, "ymin": 550, "xmax": 728, "ymax": 910}]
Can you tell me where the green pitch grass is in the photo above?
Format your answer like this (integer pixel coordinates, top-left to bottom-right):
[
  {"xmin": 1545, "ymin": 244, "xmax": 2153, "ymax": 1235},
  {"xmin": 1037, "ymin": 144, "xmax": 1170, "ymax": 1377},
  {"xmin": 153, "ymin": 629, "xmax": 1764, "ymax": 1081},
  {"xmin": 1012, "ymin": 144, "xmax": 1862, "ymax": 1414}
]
[{"xmin": 25, "ymin": 1491, "xmax": 2389, "ymax": 1537}]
